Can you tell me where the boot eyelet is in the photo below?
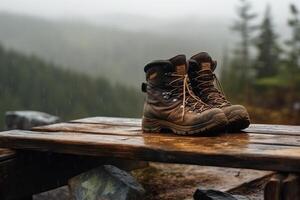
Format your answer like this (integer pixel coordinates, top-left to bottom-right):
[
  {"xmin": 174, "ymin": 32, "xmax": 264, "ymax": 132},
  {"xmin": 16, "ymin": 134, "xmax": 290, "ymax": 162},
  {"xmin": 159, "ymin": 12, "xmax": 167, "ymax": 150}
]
[
  {"xmin": 162, "ymin": 92, "xmax": 172, "ymax": 95},
  {"xmin": 173, "ymin": 98, "xmax": 178, "ymax": 102}
]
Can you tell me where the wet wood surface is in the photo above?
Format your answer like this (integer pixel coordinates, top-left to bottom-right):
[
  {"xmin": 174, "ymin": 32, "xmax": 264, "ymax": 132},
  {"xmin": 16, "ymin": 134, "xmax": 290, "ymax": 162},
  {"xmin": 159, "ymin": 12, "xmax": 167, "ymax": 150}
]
[
  {"xmin": 0, "ymin": 117, "xmax": 300, "ymax": 172},
  {"xmin": 70, "ymin": 116, "xmax": 300, "ymax": 135}
]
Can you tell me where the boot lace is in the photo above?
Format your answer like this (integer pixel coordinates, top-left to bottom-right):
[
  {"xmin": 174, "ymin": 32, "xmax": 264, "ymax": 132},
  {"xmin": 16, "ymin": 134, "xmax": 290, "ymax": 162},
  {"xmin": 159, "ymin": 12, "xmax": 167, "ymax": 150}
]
[
  {"xmin": 166, "ymin": 72, "xmax": 209, "ymax": 120},
  {"xmin": 192, "ymin": 70, "xmax": 230, "ymax": 107}
]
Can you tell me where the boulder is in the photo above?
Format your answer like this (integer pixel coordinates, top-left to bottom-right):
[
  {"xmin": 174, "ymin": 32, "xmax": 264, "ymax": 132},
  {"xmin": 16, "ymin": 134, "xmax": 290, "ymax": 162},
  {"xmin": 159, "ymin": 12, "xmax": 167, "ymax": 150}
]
[
  {"xmin": 193, "ymin": 188, "xmax": 250, "ymax": 200},
  {"xmin": 33, "ymin": 186, "xmax": 70, "ymax": 200},
  {"xmin": 5, "ymin": 111, "xmax": 60, "ymax": 130},
  {"xmin": 68, "ymin": 165, "xmax": 145, "ymax": 200}
]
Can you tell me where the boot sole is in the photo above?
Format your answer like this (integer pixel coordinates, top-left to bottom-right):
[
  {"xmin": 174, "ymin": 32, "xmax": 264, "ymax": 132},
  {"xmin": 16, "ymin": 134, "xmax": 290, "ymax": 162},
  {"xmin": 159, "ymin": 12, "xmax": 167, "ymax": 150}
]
[
  {"xmin": 226, "ymin": 109, "xmax": 250, "ymax": 132},
  {"xmin": 142, "ymin": 113, "xmax": 227, "ymax": 135}
]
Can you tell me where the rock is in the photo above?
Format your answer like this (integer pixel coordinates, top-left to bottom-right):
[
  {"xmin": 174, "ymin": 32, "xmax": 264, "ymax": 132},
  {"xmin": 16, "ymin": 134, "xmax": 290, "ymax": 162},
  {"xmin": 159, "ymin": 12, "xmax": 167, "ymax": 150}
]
[
  {"xmin": 193, "ymin": 189, "xmax": 250, "ymax": 200},
  {"xmin": 68, "ymin": 165, "xmax": 145, "ymax": 200},
  {"xmin": 5, "ymin": 110, "xmax": 60, "ymax": 130},
  {"xmin": 232, "ymin": 195, "xmax": 250, "ymax": 200},
  {"xmin": 33, "ymin": 186, "xmax": 70, "ymax": 200}
]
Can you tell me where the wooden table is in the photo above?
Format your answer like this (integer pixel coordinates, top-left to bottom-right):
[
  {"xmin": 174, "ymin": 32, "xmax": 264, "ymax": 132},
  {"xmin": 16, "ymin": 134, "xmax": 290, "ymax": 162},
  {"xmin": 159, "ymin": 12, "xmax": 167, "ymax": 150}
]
[{"xmin": 0, "ymin": 116, "xmax": 299, "ymax": 199}]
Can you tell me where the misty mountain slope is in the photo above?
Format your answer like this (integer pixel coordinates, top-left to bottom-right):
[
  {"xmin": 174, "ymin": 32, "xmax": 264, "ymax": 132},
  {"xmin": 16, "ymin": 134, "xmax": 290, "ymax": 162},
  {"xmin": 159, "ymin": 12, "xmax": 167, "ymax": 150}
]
[
  {"xmin": 0, "ymin": 43, "xmax": 143, "ymax": 127},
  {"xmin": 0, "ymin": 12, "xmax": 236, "ymax": 86}
]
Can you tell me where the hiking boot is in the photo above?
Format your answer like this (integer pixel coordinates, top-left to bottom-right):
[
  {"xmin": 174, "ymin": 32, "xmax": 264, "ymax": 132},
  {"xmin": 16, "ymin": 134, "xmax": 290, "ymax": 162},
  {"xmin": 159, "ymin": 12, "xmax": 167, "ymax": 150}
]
[
  {"xmin": 141, "ymin": 55, "xmax": 227, "ymax": 135},
  {"xmin": 188, "ymin": 52, "xmax": 250, "ymax": 131}
]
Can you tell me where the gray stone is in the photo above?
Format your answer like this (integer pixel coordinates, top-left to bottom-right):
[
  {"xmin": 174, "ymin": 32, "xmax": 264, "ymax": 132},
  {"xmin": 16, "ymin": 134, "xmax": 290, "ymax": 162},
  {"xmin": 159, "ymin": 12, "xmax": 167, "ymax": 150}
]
[
  {"xmin": 68, "ymin": 165, "xmax": 145, "ymax": 200},
  {"xmin": 193, "ymin": 189, "xmax": 250, "ymax": 200},
  {"xmin": 33, "ymin": 186, "xmax": 70, "ymax": 200},
  {"xmin": 5, "ymin": 110, "xmax": 60, "ymax": 130},
  {"xmin": 232, "ymin": 195, "xmax": 250, "ymax": 200}
]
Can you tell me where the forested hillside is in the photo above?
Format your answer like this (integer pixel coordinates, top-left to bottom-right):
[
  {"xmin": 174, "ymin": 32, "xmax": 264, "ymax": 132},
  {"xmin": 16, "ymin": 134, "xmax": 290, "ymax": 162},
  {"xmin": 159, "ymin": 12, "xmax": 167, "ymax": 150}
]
[{"xmin": 0, "ymin": 44, "xmax": 143, "ymax": 127}]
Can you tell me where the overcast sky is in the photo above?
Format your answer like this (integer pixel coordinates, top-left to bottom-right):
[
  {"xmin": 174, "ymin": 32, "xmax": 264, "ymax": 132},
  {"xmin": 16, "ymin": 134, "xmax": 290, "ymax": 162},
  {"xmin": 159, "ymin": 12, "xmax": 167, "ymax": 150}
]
[{"xmin": 0, "ymin": 0, "xmax": 299, "ymax": 23}]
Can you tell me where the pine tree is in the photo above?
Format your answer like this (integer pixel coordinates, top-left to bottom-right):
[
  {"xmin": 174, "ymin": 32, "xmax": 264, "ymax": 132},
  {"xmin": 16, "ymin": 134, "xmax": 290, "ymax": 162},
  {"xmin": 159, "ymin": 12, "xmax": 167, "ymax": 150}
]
[
  {"xmin": 284, "ymin": 4, "xmax": 300, "ymax": 115},
  {"xmin": 232, "ymin": 0, "xmax": 257, "ymax": 69},
  {"xmin": 286, "ymin": 4, "xmax": 300, "ymax": 70},
  {"xmin": 255, "ymin": 5, "xmax": 281, "ymax": 78},
  {"xmin": 227, "ymin": 0, "xmax": 257, "ymax": 101}
]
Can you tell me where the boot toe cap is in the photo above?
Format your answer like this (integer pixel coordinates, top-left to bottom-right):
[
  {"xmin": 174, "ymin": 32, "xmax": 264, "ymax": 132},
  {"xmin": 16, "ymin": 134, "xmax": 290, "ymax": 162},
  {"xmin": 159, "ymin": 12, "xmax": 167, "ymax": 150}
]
[
  {"xmin": 222, "ymin": 105, "xmax": 249, "ymax": 119},
  {"xmin": 222, "ymin": 105, "xmax": 251, "ymax": 131},
  {"xmin": 195, "ymin": 108, "xmax": 227, "ymax": 126}
]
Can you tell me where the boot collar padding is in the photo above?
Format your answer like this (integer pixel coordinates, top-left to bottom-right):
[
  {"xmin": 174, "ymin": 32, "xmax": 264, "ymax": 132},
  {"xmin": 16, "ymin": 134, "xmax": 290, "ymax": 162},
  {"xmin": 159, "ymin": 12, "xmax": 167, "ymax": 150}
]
[{"xmin": 144, "ymin": 60, "xmax": 174, "ymax": 73}]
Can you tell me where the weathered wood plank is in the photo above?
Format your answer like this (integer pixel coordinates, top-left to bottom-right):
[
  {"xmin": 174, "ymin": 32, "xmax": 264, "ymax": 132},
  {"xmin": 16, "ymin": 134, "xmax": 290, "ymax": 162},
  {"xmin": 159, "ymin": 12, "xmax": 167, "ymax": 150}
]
[
  {"xmin": 32, "ymin": 122, "xmax": 300, "ymax": 148},
  {"xmin": 70, "ymin": 117, "xmax": 300, "ymax": 136},
  {"xmin": 1, "ymin": 130, "xmax": 300, "ymax": 172},
  {"xmin": 33, "ymin": 122, "xmax": 141, "ymax": 136},
  {"xmin": 246, "ymin": 124, "xmax": 300, "ymax": 136},
  {"xmin": 247, "ymin": 133, "xmax": 300, "ymax": 147},
  {"xmin": 71, "ymin": 117, "xmax": 141, "ymax": 126},
  {"xmin": 6, "ymin": 128, "xmax": 300, "ymax": 149}
]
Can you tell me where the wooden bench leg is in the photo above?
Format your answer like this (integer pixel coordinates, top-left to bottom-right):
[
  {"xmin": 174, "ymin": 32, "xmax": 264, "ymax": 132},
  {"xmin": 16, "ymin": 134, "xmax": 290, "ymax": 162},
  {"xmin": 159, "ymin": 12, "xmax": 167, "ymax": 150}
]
[
  {"xmin": 264, "ymin": 173, "xmax": 300, "ymax": 200},
  {"xmin": 264, "ymin": 174, "xmax": 285, "ymax": 200},
  {"xmin": 282, "ymin": 174, "xmax": 300, "ymax": 200}
]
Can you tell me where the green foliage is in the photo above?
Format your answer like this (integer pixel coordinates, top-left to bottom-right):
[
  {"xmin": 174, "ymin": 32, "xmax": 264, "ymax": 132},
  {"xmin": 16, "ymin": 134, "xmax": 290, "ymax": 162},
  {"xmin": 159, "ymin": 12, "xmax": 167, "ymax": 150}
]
[
  {"xmin": 0, "ymin": 44, "xmax": 143, "ymax": 127},
  {"xmin": 255, "ymin": 76, "xmax": 288, "ymax": 88}
]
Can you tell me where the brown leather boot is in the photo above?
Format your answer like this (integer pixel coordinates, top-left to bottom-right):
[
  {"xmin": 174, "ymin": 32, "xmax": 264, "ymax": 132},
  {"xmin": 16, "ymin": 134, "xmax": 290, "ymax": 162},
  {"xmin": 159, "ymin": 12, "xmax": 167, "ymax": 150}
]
[
  {"xmin": 189, "ymin": 52, "xmax": 250, "ymax": 132},
  {"xmin": 142, "ymin": 55, "xmax": 227, "ymax": 135}
]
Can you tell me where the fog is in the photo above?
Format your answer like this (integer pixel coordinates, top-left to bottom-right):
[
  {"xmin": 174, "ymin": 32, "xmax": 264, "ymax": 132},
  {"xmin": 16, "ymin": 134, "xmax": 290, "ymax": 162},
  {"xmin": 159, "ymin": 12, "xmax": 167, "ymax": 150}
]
[
  {"xmin": 0, "ymin": 0, "xmax": 298, "ymax": 87},
  {"xmin": 0, "ymin": 0, "xmax": 298, "ymax": 24}
]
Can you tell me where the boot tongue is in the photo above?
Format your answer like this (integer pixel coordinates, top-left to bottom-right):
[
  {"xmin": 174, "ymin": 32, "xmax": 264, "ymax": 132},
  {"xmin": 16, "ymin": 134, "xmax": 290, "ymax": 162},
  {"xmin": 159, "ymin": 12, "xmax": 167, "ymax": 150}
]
[
  {"xmin": 169, "ymin": 55, "xmax": 187, "ymax": 75},
  {"xmin": 190, "ymin": 52, "xmax": 216, "ymax": 71}
]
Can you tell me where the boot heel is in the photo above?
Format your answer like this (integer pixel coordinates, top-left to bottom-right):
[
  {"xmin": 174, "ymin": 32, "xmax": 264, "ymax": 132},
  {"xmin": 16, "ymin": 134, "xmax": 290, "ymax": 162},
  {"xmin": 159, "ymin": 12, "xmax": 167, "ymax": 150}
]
[{"xmin": 142, "ymin": 117, "xmax": 162, "ymax": 132}]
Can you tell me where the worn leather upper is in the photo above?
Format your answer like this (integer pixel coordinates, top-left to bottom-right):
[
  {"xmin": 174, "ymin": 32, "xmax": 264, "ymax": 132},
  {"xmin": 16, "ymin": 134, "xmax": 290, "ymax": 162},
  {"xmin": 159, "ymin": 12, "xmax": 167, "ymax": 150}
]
[
  {"xmin": 189, "ymin": 52, "xmax": 231, "ymax": 108},
  {"xmin": 143, "ymin": 55, "xmax": 220, "ymax": 126}
]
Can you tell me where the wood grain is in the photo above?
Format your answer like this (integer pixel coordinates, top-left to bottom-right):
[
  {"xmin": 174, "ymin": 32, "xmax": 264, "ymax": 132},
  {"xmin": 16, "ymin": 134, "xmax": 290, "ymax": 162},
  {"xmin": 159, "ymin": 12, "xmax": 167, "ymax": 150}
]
[
  {"xmin": 1, "ymin": 130, "xmax": 300, "ymax": 172},
  {"xmin": 33, "ymin": 122, "xmax": 141, "ymax": 136},
  {"xmin": 246, "ymin": 124, "xmax": 300, "ymax": 136},
  {"xmin": 71, "ymin": 116, "xmax": 141, "ymax": 127},
  {"xmin": 69, "ymin": 117, "xmax": 300, "ymax": 136},
  {"xmin": 33, "ymin": 122, "xmax": 300, "ymax": 148},
  {"xmin": 3, "ymin": 117, "xmax": 300, "ymax": 173}
]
